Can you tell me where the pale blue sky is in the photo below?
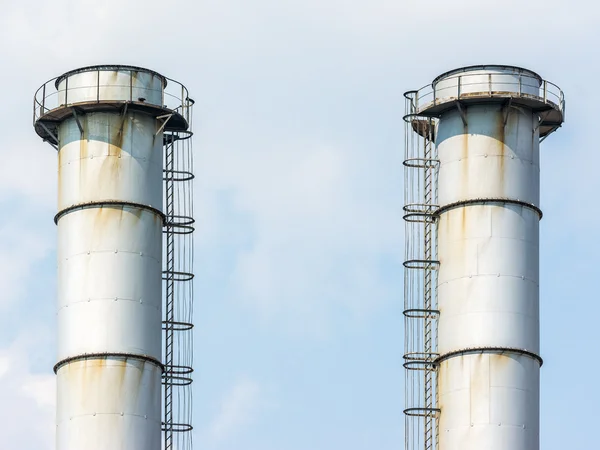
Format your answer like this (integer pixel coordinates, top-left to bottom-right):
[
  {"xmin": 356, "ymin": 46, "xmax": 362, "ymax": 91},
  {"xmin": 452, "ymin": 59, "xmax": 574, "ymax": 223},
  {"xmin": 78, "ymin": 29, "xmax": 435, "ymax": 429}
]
[{"xmin": 0, "ymin": 1, "xmax": 597, "ymax": 449}]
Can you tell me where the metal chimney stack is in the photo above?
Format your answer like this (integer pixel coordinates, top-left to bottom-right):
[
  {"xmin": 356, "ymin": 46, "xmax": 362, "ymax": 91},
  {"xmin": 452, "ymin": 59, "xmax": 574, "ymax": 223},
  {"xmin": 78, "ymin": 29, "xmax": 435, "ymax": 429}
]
[
  {"xmin": 403, "ymin": 65, "xmax": 564, "ymax": 450},
  {"xmin": 33, "ymin": 65, "xmax": 195, "ymax": 450}
]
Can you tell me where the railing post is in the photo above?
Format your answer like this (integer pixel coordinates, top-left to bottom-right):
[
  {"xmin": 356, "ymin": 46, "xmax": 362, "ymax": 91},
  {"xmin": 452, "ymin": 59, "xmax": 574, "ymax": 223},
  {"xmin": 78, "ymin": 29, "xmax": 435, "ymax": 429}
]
[
  {"xmin": 543, "ymin": 80, "xmax": 547, "ymax": 103},
  {"xmin": 97, "ymin": 70, "xmax": 100, "ymax": 103},
  {"xmin": 457, "ymin": 76, "xmax": 461, "ymax": 99},
  {"xmin": 432, "ymin": 84, "xmax": 436, "ymax": 106},
  {"xmin": 130, "ymin": 70, "xmax": 133, "ymax": 102},
  {"xmin": 488, "ymin": 73, "xmax": 492, "ymax": 96},
  {"xmin": 518, "ymin": 75, "xmax": 522, "ymax": 96},
  {"xmin": 42, "ymin": 83, "xmax": 46, "ymax": 113},
  {"xmin": 65, "ymin": 77, "xmax": 68, "ymax": 106}
]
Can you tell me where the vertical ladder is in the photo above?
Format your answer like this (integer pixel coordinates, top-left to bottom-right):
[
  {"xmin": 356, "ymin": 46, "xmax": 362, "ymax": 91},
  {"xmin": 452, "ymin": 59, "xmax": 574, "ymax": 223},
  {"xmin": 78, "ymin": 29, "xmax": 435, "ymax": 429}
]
[
  {"xmin": 423, "ymin": 131, "xmax": 435, "ymax": 450},
  {"xmin": 403, "ymin": 92, "xmax": 440, "ymax": 450},
  {"xmin": 162, "ymin": 129, "xmax": 195, "ymax": 450},
  {"xmin": 163, "ymin": 134, "xmax": 176, "ymax": 450}
]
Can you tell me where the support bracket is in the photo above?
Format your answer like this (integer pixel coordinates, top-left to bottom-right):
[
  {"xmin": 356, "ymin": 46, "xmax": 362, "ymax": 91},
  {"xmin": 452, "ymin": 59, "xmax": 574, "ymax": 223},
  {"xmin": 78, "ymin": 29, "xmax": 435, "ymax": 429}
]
[
  {"xmin": 534, "ymin": 110, "xmax": 552, "ymax": 132},
  {"xmin": 503, "ymin": 98, "xmax": 513, "ymax": 127},
  {"xmin": 119, "ymin": 103, "xmax": 129, "ymax": 136},
  {"xmin": 156, "ymin": 114, "xmax": 174, "ymax": 137},
  {"xmin": 38, "ymin": 122, "xmax": 59, "ymax": 148},
  {"xmin": 71, "ymin": 108, "xmax": 84, "ymax": 135},
  {"xmin": 456, "ymin": 101, "xmax": 468, "ymax": 127}
]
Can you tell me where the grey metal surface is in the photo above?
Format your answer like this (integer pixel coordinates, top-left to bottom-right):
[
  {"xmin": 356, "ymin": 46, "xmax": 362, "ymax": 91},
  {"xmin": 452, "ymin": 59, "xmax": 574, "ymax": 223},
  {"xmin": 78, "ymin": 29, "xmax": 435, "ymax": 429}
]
[
  {"xmin": 33, "ymin": 65, "xmax": 193, "ymax": 145},
  {"xmin": 409, "ymin": 65, "xmax": 564, "ymax": 138},
  {"xmin": 404, "ymin": 65, "xmax": 564, "ymax": 450},
  {"xmin": 57, "ymin": 112, "xmax": 163, "ymax": 211},
  {"xmin": 32, "ymin": 65, "xmax": 195, "ymax": 450},
  {"xmin": 56, "ymin": 358, "xmax": 162, "ymax": 450}
]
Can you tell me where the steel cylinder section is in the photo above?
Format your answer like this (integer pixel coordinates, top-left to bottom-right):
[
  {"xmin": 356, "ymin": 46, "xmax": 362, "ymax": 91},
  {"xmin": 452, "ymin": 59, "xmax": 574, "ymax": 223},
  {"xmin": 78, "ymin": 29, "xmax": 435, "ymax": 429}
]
[
  {"xmin": 435, "ymin": 98, "xmax": 542, "ymax": 450},
  {"xmin": 55, "ymin": 107, "xmax": 164, "ymax": 450},
  {"xmin": 57, "ymin": 112, "xmax": 163, "ymax": 211},
  {"xmin": 56, "ymin": 206, "xmax": 163, "ymax": 361},
  {"xmin": 436, "ymin": 104, "xmax": 540, "ymax": 207},
  {"xmin": 433, "ymin": 66, "xmax": 541, "ymax": 103},
  {"xmin": 437, "ymin": 204, "xmax": 539, "ymax": 354},
  {"xmin": 57, "ymin": 67, "xmax": 165, "ymax": 107},
  {"xmin": 56, "ymin": 358, "xmax": 162, "ymax": 450},
  {"xmin": 438, "ymin": 353, "xmax": 540, "ymax": 450}
]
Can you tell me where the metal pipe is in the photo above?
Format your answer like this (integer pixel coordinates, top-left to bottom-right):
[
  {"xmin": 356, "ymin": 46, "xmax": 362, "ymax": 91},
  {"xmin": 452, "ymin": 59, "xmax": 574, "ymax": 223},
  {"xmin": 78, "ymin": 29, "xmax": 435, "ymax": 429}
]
[
  {"xmin": 32, "ymin": 65, "xmax": 194, "ymax": 450},
  {"xmin": 404, "ymin": 65, "xmax": 565, "ymax": 450}
]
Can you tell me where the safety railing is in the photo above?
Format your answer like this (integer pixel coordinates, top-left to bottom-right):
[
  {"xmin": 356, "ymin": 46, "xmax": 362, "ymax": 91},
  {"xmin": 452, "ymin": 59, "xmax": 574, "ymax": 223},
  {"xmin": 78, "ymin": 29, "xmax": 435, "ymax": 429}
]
[
  {"xmin": 33, "ymin": 69, "xmax": 193, "ymax": 125},
  {"xmin": 410, "ymin": 72, "xmax": 565, "ymax": 118}
]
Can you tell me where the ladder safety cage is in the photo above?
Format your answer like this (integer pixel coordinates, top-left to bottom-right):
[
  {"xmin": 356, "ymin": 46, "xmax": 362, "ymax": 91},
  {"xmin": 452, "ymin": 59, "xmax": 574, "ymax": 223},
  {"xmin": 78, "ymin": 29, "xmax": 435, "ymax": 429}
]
[
  {"xmin": 403, "ymin": 92, "xmax": 440, "ymax": 450},
  {"xmin": 162, "ymin": 99, "xmax": 195, "ymax": 450}
]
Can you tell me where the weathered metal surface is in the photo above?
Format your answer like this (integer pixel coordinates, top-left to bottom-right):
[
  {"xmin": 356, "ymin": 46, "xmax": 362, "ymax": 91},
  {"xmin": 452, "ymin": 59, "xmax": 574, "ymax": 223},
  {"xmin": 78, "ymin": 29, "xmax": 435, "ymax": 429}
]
[
  {"xmin": 33, "ymin": 65, "xmax": 193, "ymax": 145},
  {"xmin": 56, "ymin": 358, "xmax": 162, "ymax": 450},
  {"xmin": 429, "ymin": 66, "xmax": 562, "ymax": 450},
  {"xmin": 434, "ymin": 66, "xmax": 541, "ymax": 101},
  {"xmin": 438, "ymin": 353, "xmax": 540, "ymax": 450},
  {"xmin": 57, "ymin": 206, "xmax": 163, "ymax": 361},
  {"xmin": 32, "ymin": 64, "xmax": 196, "ymax": 450},
  {"xmin": 436, "ymin": 131, "xmax": 541, "ymax": 447},
  {"xmin": 437, "ymin": 204, "xmax": 540, "ymax": 354},
  {"xmin": 56, "ymin": 68, "xmax": 164, "ymax": 106},
  {"xmin": 57, "ymin": 112, "xmax": 163, "ymax": 211},
  {"xmin": 53, "ymin": 74, "xmax": 165, "ymax": 450},
  {"xmin": 408, "ymin": 65, "xmax": 565, "ymax": 138},
  {"xmin": 436, "ymin": 104, "xmax": 540, "ymax": 207}
]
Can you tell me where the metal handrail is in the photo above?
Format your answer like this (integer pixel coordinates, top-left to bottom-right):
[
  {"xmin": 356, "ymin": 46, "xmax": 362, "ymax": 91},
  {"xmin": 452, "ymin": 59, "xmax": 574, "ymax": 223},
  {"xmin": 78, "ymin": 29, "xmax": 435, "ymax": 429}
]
[
  {"xmin": 405, "ymin": 72, "xmax": 565, "ymax": 118},
  {"xmin": 33, "ymin": 69, "xmax": 193, "ymax": 125}
]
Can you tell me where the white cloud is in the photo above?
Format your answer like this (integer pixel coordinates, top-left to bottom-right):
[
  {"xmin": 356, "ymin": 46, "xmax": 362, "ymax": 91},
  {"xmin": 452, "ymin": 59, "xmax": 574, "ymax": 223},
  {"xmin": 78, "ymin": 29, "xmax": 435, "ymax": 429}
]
[
  {"xmin": 199, "ymin": 138, "xmax": 401, "ymax": 332},
  {"xmin": 209, "ymin": 378, "xmax": 262, "ymax": 441},
  {"xmin": 0, "ymin": 218, "xmax": 54, "ymax": 309},
  {"xmin": 0, "ymin": 333, "xmax": 55, "ymax": 450}
]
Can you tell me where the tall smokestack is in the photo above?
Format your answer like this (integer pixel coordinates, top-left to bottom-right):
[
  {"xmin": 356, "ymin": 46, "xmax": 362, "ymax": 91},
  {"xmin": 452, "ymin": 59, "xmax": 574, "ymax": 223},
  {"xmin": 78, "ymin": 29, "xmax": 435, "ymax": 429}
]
[
  {"xmin": 403, "ymin": 65, "xmax": 564, "ymax": 450},
  {"xmin": 33, "ymin": 65, "xmax": 195, "ymax": 450}
]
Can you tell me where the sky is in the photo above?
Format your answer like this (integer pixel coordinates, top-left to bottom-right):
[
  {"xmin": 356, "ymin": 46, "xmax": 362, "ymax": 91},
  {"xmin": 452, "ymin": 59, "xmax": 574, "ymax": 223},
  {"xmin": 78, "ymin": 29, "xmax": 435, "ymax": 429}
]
[{"xmin": 0, "ymin": 0, "xmax": 597, "ymax": 449}]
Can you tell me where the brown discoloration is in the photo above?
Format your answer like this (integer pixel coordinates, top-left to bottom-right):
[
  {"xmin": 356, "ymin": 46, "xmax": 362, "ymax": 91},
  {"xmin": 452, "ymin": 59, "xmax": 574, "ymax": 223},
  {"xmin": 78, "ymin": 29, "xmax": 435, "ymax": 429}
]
[
  {"xmin": 460, "ymin": 116, "xmax": 469, "ymax": 200},
  {"xmin": 495, "ymin": 107, "xmax": 507, "ymax": 196}
]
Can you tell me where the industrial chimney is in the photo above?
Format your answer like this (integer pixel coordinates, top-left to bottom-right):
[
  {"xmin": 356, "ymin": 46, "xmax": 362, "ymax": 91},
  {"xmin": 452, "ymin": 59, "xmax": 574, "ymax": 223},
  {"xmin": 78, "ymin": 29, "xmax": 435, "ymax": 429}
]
[
  {"xmin": 33, "ymin": 65, "xmax": 195, "ymax": 450},
  {"xmin": 403, "ymin": 65, "xmax": 564, "ymax": 450}
]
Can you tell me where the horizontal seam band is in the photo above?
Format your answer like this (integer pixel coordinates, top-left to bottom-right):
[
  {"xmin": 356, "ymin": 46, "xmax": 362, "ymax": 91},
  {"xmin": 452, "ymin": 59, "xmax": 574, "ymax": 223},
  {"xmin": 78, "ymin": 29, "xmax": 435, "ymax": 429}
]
[
  {"xmin": 435, "ymin": 198, "xmax": 543, "ymax": 219},
  {"xmin": 54, "ymin": 201, "xmax": 165, "ymax": 225},
  {"xmin": 435, "ymin": 346, "xmax": 543, "ymax": 366},
  {"xmin": 54, "ymin": 352, "xmax": 164, "ymax": 374}
]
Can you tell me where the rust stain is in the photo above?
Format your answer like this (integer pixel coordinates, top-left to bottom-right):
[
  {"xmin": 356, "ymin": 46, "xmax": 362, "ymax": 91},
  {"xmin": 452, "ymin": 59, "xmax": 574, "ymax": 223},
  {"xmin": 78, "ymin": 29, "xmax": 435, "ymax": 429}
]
[{"xmin": 496, "ymin": 106, "xmax": 506, "ymax": 196}]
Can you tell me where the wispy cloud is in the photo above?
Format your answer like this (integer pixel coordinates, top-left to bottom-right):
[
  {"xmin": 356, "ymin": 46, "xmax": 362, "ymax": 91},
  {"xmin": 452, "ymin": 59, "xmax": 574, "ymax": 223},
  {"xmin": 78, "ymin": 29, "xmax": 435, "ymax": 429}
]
[
  {"xmin": 0, "ymin": 333, "xmax": 55, "ymax": 449},
  {"xmin": 210, "ymin": 378, "xmax": 262, "ymax": 442}
]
